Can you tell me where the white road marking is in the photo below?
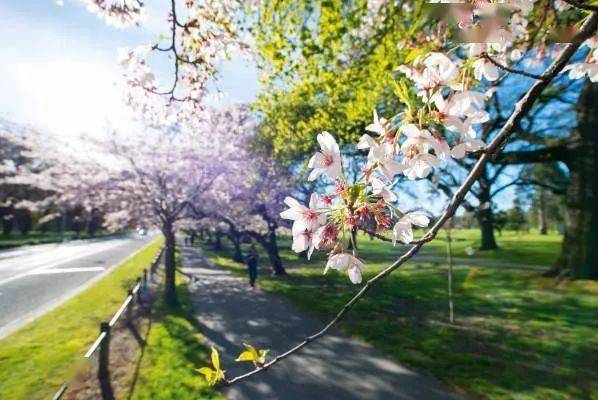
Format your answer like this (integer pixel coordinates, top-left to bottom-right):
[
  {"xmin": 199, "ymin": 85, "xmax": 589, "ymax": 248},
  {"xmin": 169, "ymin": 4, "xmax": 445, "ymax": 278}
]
[
  {"xmin": 27, "ymin": 267, "xmax": 106, "ymax": 275},
  {"xmin": 0, "ymin": 239, "xmax": 130, "ymax": 287}
]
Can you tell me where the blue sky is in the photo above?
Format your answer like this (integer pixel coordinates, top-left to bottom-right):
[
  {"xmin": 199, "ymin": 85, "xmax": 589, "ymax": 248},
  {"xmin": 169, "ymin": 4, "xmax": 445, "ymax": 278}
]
[{"xmin": 0, "ymin": 0, "xmax": 259, "ymax": 138}]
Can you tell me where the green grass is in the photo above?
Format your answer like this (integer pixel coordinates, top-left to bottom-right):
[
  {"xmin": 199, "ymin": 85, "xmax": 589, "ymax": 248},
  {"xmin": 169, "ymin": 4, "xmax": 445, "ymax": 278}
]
[
  {"xmin": 0, "ymin": 238, "xmax": 163, "ymax": 400},
  {"xmin": 201, "ymin": 230, "xmax": 598, "ymax": 400},
  {"xmin": 423, "ymin": 229, "xmax": 563, "ymax": 266},
  {"xmin": 130, "ymin": 251, "xmax": 223, "ymax": 400},
  {"xmin": 0, "ymin": 230, "xmax": 117, "ymax": 249}
]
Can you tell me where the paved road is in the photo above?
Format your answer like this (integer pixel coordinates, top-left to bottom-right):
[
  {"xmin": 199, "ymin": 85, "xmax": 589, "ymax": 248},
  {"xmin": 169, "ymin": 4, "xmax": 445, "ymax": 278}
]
[
  {"xmin": 0, "ymin": 234, "xmax": 156, "ymax": 339},
  {"xmin": 181, "ymin": 246, "xmax": 461, "ymax": 400}
]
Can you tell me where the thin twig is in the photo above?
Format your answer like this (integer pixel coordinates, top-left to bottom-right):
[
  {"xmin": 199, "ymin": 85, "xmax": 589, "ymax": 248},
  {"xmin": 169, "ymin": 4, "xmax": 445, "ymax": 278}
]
[
  {"xmin": 482, "ymin": 53, "xmax": 546, "ymax": 81},
  {"xmin": 358, "ymin": 228, "xmax": 392, "ymax": 242},
  {"xmin": 223, "ymin": 12, "xmax": 597, "ymax": 386}
]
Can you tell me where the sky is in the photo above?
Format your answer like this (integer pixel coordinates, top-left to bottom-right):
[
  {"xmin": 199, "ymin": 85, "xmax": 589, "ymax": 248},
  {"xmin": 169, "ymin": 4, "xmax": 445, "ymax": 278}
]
[{"xmin": 0, "ymin": 0, "xmax": 259, "ymax": 139}]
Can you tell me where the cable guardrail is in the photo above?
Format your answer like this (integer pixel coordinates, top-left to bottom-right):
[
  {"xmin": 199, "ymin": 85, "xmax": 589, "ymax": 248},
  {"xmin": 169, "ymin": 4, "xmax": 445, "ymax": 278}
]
[{"xmin": 52, "ymin": 246, "xmax": 164, "ymax": 400}]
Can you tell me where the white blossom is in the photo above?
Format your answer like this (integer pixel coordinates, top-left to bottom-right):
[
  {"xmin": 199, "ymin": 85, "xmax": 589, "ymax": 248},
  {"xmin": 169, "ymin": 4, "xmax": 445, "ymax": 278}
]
[{"xmin": 324, "ymin": 253, "xmax": 365, "ymax": 284}]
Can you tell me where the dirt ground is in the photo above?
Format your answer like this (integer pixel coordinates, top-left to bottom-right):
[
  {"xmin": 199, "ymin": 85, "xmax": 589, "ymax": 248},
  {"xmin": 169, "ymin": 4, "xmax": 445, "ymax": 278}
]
[{"xmin": 62, "ymin": 271, "xmax": 161, "ymax": 400}]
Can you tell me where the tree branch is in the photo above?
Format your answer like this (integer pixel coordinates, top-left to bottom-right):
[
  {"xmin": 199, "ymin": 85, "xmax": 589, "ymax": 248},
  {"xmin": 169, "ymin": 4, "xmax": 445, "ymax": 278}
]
[
  {"xmin": 482, "ymin": 53, "xmax": 546, "ymax": 81},
  {"xmin": 223, "ymin": 12, "xmax": 598, "ymax": 386},
  {"xmin": 561, "ymin": 0, "xmax": 598, "ymax": 11}
]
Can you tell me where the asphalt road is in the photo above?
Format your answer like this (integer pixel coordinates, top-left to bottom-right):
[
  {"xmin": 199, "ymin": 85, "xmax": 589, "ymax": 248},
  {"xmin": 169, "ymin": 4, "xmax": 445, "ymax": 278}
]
[{"xmin": 0, "ymin": 234, "xmax": 156, "ymax": 339}]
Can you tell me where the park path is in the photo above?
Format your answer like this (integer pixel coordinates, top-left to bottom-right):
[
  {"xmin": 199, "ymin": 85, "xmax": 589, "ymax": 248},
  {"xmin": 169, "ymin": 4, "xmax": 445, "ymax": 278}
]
[{"xmin": 181, "ymin": 245, "xmax": 462, "ymax": 400}]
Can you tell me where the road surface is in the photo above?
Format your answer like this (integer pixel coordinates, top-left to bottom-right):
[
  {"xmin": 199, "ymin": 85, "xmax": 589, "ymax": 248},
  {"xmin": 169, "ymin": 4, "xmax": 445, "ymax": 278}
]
[
  {"xmin": 0, "ymin": 234, "xmax": 156, "ymax": 339},
  {"xmin": 182, "ymin": 245, "xmax": 461, "ymax": 400}
]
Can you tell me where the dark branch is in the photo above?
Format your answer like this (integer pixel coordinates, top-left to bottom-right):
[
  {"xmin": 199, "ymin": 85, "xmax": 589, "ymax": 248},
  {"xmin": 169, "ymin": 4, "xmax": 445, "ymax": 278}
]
[{"xmin": 482, "ymin": 53, "xmax": 546, "ymax": 81}]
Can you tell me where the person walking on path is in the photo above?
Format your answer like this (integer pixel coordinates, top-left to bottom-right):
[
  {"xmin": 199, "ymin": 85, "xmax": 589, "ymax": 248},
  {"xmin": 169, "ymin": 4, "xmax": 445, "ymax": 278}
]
[{"xmin": 246, "ymin": 244, "xmax": 259, "ymax": 289}]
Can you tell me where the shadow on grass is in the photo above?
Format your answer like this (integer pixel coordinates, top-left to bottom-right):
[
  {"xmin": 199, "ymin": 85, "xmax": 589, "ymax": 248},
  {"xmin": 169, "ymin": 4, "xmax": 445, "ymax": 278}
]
[
  {"xmin": 203, "ymin": 239, "xmax": 597, "ymax": 400},
  {"xmin": 130, "ymin": 252, "xmax": 221, "ymax": 400}
]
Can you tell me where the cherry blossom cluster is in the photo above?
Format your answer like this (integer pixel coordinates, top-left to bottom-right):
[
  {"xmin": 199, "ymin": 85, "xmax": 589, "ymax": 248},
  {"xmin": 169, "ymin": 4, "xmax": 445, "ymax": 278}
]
[
  {"xmin": 71, "ymin": 0, "xmax": 254, "ymax": 128},
  {"xmin": 280, "ymin": 131, "xmax": 431, "ymax": 284},
  {"xmin": 83, "ymin": 0, "xmax": 145, "ymax": 28}
]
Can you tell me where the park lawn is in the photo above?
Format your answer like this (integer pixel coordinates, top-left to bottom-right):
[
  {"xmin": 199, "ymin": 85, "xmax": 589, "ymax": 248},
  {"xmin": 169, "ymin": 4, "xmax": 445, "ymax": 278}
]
[
  {"xmin": 201, "ymin": 233, "xmax": 597, "ymax": 400},
  {"xmin": 271, "ymin": 229, "xmax": 562, "ymax": 267},
  {"xmin": 130, "ymin": 250, "xmax": 222, "ymax": 400},
  {"xmin": 0, "ymin": 238, "xmax": 163, "ymax": 400},
  {"xmin": 423, "ymin": 229, "xmax": 563, "ymax": 266}
]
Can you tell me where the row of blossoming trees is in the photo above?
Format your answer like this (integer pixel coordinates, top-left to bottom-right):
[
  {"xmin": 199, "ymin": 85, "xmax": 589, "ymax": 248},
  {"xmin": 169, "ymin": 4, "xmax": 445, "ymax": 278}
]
[
  {"xmin": 4, "ymin": 0, "xmax": 597, "ymax": 386},
  {"xmin": 2, "ymin": 105, "xmax": 295, "ymax": 303}
]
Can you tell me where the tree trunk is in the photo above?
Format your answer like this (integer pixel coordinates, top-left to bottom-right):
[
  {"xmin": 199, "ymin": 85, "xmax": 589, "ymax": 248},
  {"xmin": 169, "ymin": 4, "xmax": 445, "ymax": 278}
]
[
  {"xmin": 478, "ymin": 208, "xmax": 498, "ymax": 250},
  {"xmin": 553, "ymin": 82, "xmax": 598, "ymax": 279},
  {"xmin": 231, "ymin": 234, "xmax": 244, "ymax": 263},
  {"xmin": 267, "ymin": 226, "xmax": 286, "ymax": 275},
  {"xmin": 213, "ymin": 231, "xmax": 222, "ymax": 251},
  {"xmin": 162, "ymin": 223, "xmax": 178, "ymax": 305},
  {"xmin": 476, "ymin": 173, "xmax": 498, "ymax": 250},
  {"xmin": 538, "ymin": 188, "xmax": 548, "ymax": 235}
]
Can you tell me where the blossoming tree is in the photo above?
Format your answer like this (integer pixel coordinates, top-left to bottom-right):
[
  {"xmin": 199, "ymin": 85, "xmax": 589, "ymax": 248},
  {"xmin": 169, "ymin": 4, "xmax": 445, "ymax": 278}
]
[{"xmin": 10, "ymin": 125, "xmax": 229, "ymax": 304}]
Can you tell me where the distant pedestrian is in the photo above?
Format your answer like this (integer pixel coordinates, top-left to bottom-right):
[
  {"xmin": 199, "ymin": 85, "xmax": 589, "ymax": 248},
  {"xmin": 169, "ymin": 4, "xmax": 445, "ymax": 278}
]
[{"xmin": 246, "ymin": 244, "xmax": 259, "ymax": 289}]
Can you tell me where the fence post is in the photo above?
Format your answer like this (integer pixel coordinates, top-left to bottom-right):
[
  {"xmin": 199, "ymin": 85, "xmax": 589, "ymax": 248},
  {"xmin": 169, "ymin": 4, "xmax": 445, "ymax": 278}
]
[
  {"xmin": 143, "ymin": 269, "xmax": 148, "ymax": 288},
  {"xmin": 126, "ymin": 289, "xmax": 134, "ymax": 321},
  {"xmin": 136, "ymin": 278, "xmax": 142, "ymax": 303},
  {"xmin": 98, "ymin": 322, "xmax": 110, "ymax": 381}
]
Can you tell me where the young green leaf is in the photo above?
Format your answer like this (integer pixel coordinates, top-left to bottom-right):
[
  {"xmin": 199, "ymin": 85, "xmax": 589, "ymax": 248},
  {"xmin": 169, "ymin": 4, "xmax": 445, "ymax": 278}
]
[
  {"xmin": 235, "ymin": 343, "xmax": 269, "ymax": 367},
  {"xmin": 197, "ymin": 346, "xmax": 225, "ymax": 386}
]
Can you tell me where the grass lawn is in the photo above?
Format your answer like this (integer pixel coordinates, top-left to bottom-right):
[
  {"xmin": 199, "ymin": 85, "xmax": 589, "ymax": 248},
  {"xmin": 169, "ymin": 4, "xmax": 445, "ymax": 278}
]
[
  {"xmin": 130, "ymin": 250, "xmax": 222, "ymax": 400},
  {"xmin": 423, "ymin": 229, "xmax": 563, "ymax": 266},
  {"xmin": 0, "ymin": 230, "xmax": 117, "ymax": 249},
  {"xmin": 201, "ymin": 230, "xmax": 597, "ymax": 400},
  {"xmin": 0, "ymin": 238, "xmax": 163, "ymax": 400}
]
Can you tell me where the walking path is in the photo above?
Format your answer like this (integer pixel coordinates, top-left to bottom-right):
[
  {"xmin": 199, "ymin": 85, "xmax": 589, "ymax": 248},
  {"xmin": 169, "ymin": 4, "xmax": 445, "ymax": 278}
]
[{"xmin": 181, "ymin": 245, "xmax": 461, "ymax": 400}]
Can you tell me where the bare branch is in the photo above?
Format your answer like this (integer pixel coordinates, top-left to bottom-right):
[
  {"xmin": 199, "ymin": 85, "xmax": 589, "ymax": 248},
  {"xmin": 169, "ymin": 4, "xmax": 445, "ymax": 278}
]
[{"xmin": 482, "ymin": 53, "xmax": 546, "ymax": 81}]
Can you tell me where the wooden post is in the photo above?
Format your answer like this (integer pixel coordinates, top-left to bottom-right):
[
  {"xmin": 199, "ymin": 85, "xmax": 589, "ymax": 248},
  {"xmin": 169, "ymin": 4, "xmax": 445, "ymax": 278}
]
[
  {"xmin": 136, "ymin": 278, "xmax": 142, "ymax": 303},
  {"xmin": 98, "ymin": 322, "xmax": 110, "ymax": 381},
  {"xmin": 126, "ymin": 290, "xmax": 133, "ymax": 321},
  {"xmin": 142, "ymin": 269, "xmax": 148, "ymax": 288}
]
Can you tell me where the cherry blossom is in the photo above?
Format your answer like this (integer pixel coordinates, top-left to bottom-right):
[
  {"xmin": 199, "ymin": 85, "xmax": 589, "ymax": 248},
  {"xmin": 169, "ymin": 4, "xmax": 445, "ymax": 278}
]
[
  {"xmin": 324, "ymin": 253, "xmax": 365, "ymax": 284},
  {"xmin": 472, "ymin": 58, "xmax": 500, "ymax": 82},
  {"xmin": 370, "ymin": 177, "xmax": 397, "ymax": 203},
  {"xmin": 365, "ymin": 110, "xmax": 388, "ymax": 136},
  {"xmin": 392, "ymin": 213, "xmax": 430, "ymax": 245},
  {"xmin": 307, "ymin": 132, "xmax": 343, "ymax": 181},
  {"xmin": 280, "ymin": 194, "xmax": 326, "ymax": 235}
]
